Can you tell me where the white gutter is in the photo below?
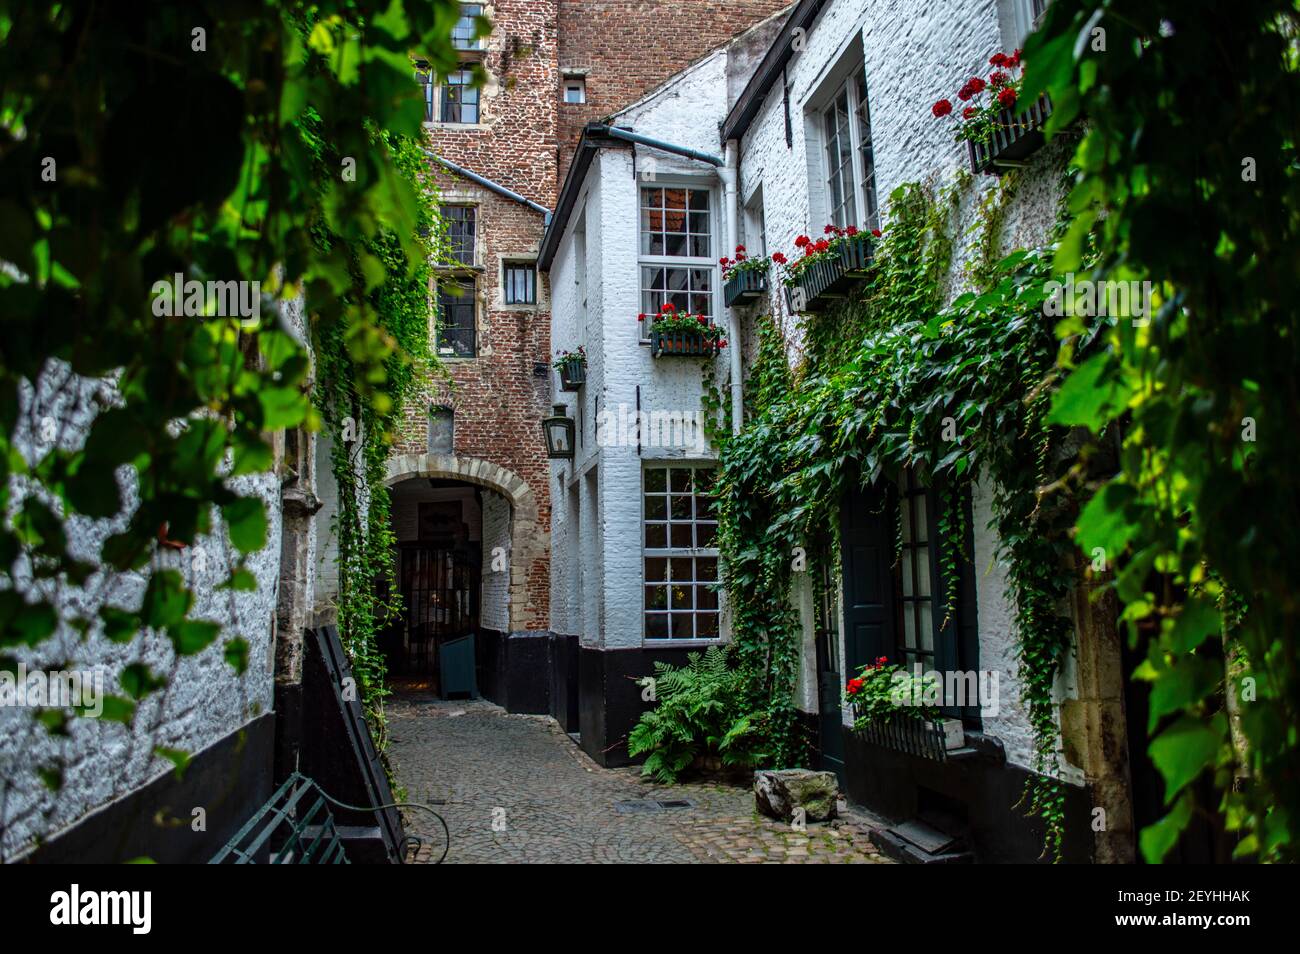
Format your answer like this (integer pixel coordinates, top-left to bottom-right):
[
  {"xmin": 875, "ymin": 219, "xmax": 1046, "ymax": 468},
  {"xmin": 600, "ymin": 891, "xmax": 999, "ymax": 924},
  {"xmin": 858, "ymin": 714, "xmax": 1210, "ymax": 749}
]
[{"xmin": 721, "ymin": 140, "xmax": 743, "ymax": 435}]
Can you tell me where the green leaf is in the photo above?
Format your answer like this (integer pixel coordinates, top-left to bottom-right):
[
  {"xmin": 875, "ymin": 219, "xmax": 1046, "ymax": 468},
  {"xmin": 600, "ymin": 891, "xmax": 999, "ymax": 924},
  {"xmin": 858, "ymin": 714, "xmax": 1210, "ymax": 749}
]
[
  {"xmin": 141, "ymin": 570, "xmax": 190, "ymax": 629},
  {"xmin": 1169, "ymin": 598, "xmax": 1222, "ymax": 654},
  {"xmin": 218, "ymin": 568, "xmax": 259, "ymax": 592},
  {"xmin": 1139, "ymin": 791, "xmax": 1194, "ymax": 863},
  {"xmin": 93, "ymin": 694, "xmax": 137, "ymax": 723},
  {"xmin": 99, "ymin": 606, "xmax": 141, "ymax": 643},
  {"xmin": 154, "ymin": 746, "xmax": 192, "ymax": 781},
  {"xmin": 224, "ymin": 637, "xmax": 250, "ymax": 675},
  {"xmin": 1046, "ymin": 353, "xmax": 1127, "ymax": 430},
  {"xmin": 168, "ymin": 620, "xmax": 221, "ymax": 656},
  {"xmin": 222, "ymin": 497, "xmax": 268, "ymax": 553},
  {"xmin": 1075, "ymin": 481, "xmax": 1141, "ymax": 557},
  {"xmin": 120, "ymin": 663, "xmax": 167, "ymax": 700},
  {"xmin": 1149, "ymin": 715, "xmax": 1223, "ymax": 805},
  {"xmin": 258, "ymin": 386, "xmax": 309, "ymax": 431}
]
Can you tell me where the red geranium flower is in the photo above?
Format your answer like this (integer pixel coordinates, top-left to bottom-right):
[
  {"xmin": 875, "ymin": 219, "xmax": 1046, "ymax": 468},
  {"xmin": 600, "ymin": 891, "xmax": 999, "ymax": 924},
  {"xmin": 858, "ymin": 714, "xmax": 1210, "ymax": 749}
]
[
  {"xmin": 718, "ymin": 339, "xmax": 727, "ymax": 349},
  {"xmin": 719, "ymin": 256, "xmax": 730, "ymax": 265},
  {"xmin": 968, "ymin": 76, "xmax": 986, "ymax": 94},
  {"xmin": 989, "ymin": 70, "xmax": 1009, "ymax": 87},
  {"xmin": 696, "ymin": 314, "xmax": 707, "ymax": 324},
  {"xmin": 962, "ymin": 106, "xmax": 978, "ymax": 119},
  {"xmin": 735, "ymin": 244, "xmax": 746, "ymax": 253},
  {"xmin": 846, "ymin": 677, "xmax": 864, "ymax": 696},
  {"xmin": 1008, "ymin": 49, "xmax": 1022, "ymax": 68},
  {"xmin": 660, "ymin": 302, "xmax": 675, "ymax": 313},
  {"xmin": 931, "ymin": 98, "xmax": 953, "ymax": 118},
  {"xmin": 637, "ymin": 313, "xmax": 645, "ymax": 321},
  {"xmin": 989, "ymin": 52, "xmax": 1009, "ymax": 67},
  {"xmin": 871, "ymin": 228, "xmax": 882, "ymax": 238},
  {"xmin": 814, "ymin": 238, "xmax": 830, "ymax": 253},
  {"xmin": 794, "ymin": 234, "xmax": 810, "ymax": 248},
  {"xmin": 997, "ymin": 87, "xmax": 1017, "ymax": 108},
  {"xmin": 772, "ymin": 251, "xmax": 787, "ymax": 264}
]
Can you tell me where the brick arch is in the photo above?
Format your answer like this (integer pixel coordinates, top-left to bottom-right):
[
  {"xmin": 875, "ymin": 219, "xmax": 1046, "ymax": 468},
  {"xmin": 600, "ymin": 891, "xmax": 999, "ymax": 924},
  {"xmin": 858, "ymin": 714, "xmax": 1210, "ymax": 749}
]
[{"xmin": 385, "ymin": 453, "xmax": 542, "ymax": 632}]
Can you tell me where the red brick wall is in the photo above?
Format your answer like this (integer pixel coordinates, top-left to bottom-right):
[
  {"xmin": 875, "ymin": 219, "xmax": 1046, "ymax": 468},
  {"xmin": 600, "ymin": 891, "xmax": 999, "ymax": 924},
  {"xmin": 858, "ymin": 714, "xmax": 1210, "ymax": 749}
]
[
  {"xmin": 556, "ymin": 0, "xmax": 794, "ymax": 182},
  {"xmin": 406, "ymin": 0, "xmax": 794, "ymax": 630}
]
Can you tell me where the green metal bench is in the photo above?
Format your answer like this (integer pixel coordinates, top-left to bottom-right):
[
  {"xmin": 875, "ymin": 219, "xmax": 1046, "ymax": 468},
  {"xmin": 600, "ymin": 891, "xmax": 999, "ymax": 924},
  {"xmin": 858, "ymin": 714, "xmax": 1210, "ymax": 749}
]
[{"xmin": 209, "ymin": 773, "xmax": 351, "ymax": 864}]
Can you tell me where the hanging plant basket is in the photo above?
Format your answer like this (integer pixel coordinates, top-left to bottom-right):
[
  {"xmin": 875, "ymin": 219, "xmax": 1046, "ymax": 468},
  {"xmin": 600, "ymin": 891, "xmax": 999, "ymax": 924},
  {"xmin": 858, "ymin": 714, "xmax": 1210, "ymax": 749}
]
[
  {"xmin": 854, "ymin": 715, "xmax": 962, "ymax": 762},
  {"xmin": 557, "ymin": 359, "xmax": 585, "ymax": 391},
  {"xmin": 784, "ymin": 233, "xmax": 874, "ymax": 313},
  {"xmin": 968, "ymin": 95, "xmax": 1053, "ymax": 175},
  {"xmin": 650, "ymin": 330, "xmax": 720, "ymax": 358},
  {"xmin": 723, "ymin": 268, "xmax": 768, "ymax": 307}
]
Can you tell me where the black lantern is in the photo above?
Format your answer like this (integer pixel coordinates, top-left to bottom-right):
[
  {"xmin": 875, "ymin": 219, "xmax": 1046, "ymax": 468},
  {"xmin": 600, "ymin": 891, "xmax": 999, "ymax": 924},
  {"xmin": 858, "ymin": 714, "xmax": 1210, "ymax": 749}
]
[{"xmin": 542, "ymin": 403, "xmax": 575, "ymax": 459}]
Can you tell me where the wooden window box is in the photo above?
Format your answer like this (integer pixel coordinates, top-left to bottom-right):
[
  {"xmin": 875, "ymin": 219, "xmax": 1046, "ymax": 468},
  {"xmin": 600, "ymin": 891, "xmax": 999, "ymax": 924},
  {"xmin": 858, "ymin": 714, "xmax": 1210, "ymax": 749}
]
[
  {"xmin": 783, "ymin": 233, "xmax": 874, "ymax": 313},
  {"xmin": 557, "ymin": 360, "xmax": 585, "ymax": 391},
  {"xmin": 723, "ymin": 269, "xmax": 768, "ymax": 307},
  {"xmin": 968, "ymin": 95, "xmax": 1053, "ymax": 175},
  {"xmin": 650, "ymin": 330, "xmax": 720, "ymax": 358}
]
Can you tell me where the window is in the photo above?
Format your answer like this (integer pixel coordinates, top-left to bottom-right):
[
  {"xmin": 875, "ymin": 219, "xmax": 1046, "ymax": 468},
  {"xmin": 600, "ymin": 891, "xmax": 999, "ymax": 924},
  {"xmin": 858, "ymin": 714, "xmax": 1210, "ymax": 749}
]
[
  {"xmin": 503, "ymin": 262, "xmax": 536, "ymax": 305},
  {"xmin": 436, "ymin": 279, "xmax": 476, "ymax": 357},
  {"xmin": 643, "ymin": 466, "xmax": 720, "ymax": 640},
  {"xmin": 452, "ymin": 3, "xmax": 485, "ymax": 50},
  {"xmin": 440, "ymin": 69, "xmax": 480, "ymax": 124},
  {"xmin": 446, "ymin": 206, "xmax": 475, "ymax": 265},
  {"xmin": 563, "ymin": 78, "xmax": 586, "ymax": 104},
  {"xmin": 638, "ymin": 186, "xmax": 714, "ymax": 341},
  {"xmin": 896, "ymin": 469, "xmax": 937, "ymax": 674},
  {"xmin": 1003, "ymin": 0, "xmax": 1050, "ymax": 46},
  {"xmin": 818, "ymin": 70, "xmax": 880, "ymax": 232},
  {"xmin": 428, "ymin": 405, "xmax": 454, "ymax": 454}
]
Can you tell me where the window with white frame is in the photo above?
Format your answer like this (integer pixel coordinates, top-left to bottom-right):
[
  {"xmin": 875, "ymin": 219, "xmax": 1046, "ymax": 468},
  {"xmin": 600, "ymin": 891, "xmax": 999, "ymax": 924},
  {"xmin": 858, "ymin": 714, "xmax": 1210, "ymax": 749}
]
[
  {"xmin": 452, "ymin": 3, "xmax": 485, "ymax": 50},
  {"xmin": 818, "ymin": 68, "xmax": 880, "ymax": 232},
  {"xmin": 643, "ymin": 465, "xmax": 720, "ymax": 640},
  {"xmin": 638, "ymin": 185, "xmax": 714, "ymax": 341},
  {"xmin": 563, "ymin": 77, "xmax": 586, "ymax": 104},
  {"xmin": 416, "ymin": 65, "xmax": 481, "ymax": 124}
]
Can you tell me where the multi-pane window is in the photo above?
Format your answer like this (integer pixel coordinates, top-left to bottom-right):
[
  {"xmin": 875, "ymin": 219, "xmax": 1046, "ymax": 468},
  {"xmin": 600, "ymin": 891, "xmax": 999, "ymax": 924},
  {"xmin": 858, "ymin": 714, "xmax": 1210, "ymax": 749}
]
[
  {"xmin": 428, "ymin": 405, "xmax": 454, "ymax": 455},
  {"xmin": 436, "ymin": 279, "xmax": 476, "ymax": 358},
  {"xmin": 446, "ymin": 206, "xmax": 475, "ymax": 265},
  {"xmin": 822, "ymin": 89, "xmax": 857, "ymax": 229},
  {"xmin": 452, "ymin": 3, "xmax": 484, "ymax": 50},
  {"xmin": 643, "ymin": 466, "xmax": 720, "ymax": 640},
  {"xmin": 896, "ymin": 469, "xmax": 936, "ymax": 674},
  {"xmin": 819, "ymin": 69, "xmax": 880, "ymax": 232},
  {"xmin": 638, "ymin": 186, "xmax": 714, "ymax": 341},
  {"xmin": 503, "ymin": 262, "xmax": 536, "ymax": 305},
  {"xmin": 440, "ymin": 69, "xmax": 480, "ymax": 124}
]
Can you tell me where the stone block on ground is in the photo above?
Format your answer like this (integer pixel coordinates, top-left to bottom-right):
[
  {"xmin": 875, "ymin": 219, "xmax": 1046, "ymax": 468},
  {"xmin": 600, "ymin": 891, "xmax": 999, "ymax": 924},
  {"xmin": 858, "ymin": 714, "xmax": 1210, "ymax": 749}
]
[{"xmin": 753, "ymin": 769, "xmax": 839, "ymax": 822}]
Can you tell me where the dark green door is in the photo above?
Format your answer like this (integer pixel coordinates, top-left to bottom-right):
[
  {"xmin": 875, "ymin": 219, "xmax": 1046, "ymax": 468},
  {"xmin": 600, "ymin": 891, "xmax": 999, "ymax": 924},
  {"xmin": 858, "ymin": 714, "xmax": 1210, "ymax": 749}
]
[{"xmin": 818, "ymin": 477, "xmax": 897, "ymax": 773}]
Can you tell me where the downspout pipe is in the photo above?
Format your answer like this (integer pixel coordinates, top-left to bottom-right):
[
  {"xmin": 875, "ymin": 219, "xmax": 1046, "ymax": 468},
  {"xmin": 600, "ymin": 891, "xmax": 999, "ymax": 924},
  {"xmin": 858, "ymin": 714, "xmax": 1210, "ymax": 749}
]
[
  {"xmin": 586, "ymin": 123, "xmax": 725, "ymax": 167},
  {"xmin": 720, "ymin": 140, "xmax": 743, "ymax": 435},
  {"xmin": 424, "ymin": 150, "xmax": 553, "ymax": 224}
]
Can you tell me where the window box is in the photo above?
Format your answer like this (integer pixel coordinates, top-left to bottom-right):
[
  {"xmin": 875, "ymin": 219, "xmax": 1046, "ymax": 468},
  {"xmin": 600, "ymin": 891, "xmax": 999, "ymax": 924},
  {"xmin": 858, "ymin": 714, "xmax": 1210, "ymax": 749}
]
[
  {"xmin": 723, "ymin": 268, "xmax": 768, "ymax": 307},
  {"xmin": 557, "ymin": 359, "xmax": 585, "ymax": 391},
  {"xmin": 650, "ymin": 330, "xmax": 719, "ymax": 358},
  {"xmin": 854, "ymin": 715, "xmax": 964, "ymax": 762},
  {"xmin": 783, "ymin": 233, "xmax": 874, "ymax": 313},
  {"xmin": 968, "ymin": 95, "xmax": 1053, "ymax": 176}
]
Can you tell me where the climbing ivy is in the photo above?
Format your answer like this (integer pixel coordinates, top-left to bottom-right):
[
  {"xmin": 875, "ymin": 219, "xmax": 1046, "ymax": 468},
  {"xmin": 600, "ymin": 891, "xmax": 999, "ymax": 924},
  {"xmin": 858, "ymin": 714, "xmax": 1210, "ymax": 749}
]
[
  {"xmin": 1026, "ymin": 0, "xmax": 1300, "ymax": 861},
  {"xmin": 705, "ymin": 177, "xmax": 1089, "ymax": 858}
]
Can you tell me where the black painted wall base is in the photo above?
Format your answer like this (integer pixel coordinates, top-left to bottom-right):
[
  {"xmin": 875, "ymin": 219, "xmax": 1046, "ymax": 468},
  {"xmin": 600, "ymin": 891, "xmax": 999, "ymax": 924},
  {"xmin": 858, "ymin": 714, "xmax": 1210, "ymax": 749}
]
[
  {"xmin": 841, "ymin": 730, "xmax": 1095, "ymax": 863},
  {"xmin": 578, "ymin": 644, "xmax": 701, "ymax": 767},
  {"xmin": 548, "ymin": 633, "xmax": 580, "ymax": 732},
  {"xmin": 24, "ymin": 714, "xmax": 276, "ymax": 864},
  {"xmin": 477, "ymin": 628, "xmax": 552, "ymax": 715}
]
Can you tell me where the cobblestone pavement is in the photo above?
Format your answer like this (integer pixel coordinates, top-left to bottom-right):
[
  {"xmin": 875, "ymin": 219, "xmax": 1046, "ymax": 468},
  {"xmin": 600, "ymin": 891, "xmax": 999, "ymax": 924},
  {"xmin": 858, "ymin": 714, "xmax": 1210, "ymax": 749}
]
[{"xmin": 387, "ymin": 695, "xmax": 893, "ymax": 864}]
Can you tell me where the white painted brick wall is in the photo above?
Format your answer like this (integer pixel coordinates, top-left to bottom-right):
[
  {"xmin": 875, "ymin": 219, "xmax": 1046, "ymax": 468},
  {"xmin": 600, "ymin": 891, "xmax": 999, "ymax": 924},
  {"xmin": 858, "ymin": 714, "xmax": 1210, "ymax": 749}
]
[
  {"xmin": 480, "ymin": 490, "xmax": 512, "ymax": 632},
  {"xmin": 1, "ymin": 363, "xmax": 279, "ymax": 858}
]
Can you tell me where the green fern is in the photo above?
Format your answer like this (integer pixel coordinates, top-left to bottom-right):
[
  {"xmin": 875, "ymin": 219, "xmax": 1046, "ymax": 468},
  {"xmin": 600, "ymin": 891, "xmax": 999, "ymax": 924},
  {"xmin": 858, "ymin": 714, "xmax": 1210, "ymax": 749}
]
[{"xmin": 627, "ymin": 646, "xmax": 765, "ymax": 783}]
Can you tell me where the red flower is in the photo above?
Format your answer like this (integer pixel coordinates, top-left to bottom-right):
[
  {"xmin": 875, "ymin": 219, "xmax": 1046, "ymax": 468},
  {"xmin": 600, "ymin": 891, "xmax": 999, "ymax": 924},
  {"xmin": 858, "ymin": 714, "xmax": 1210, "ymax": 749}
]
[
  {"xmin": 637, "ymin": 313, "xmax": 645, "ymax": 321},
  {"xmin": 718, "ymin": 339, "xmax": 727, "ymax": 349},
  {"xmin": 871, "ymin": 228, "xmax": 882, "ymax": 238},
  {"xmin": 735, "ymin": 244, "xmax": 746, "ymax": 253},
  {"xmin": 846, "ymin": 677, "xmax": 864, "ymax": 696},
  {"xmin": 719, "ymin": 256, "xmax": 730, "ymax": 265},
  {"xmin": 772, "ymin": 251, "xmax": 787, "ymax": 264},
  {"xmin": 846, "ymin": 225, "xmax": 858, "ymax": 236},
  {"xmin": 877, "ymin": 655, "xmax": 888, "ymax": 665},
  {"xmin": 696, "ymin": 314, "xmax": 707, "ymax": 324},
  {"xmin": 794, "ymin": 234, "xmax": 810, "ymax": 248},
  {"xmin": 1008, "ymin": 49, "xmax": 1022, "ymax": 68},
  {"xmin": 660, "ymin": 302, "xmax": 675, "ymax": 313},
  {"xmin": 989, "ymin": 52, "xmax": 1009, "ymax": 67},
  {"xmin": 989, "ymin": 70, "xmax": 1009, "ymax": 88},
  {"xmin": 931, "ymin": 98, "xmax": 953, "ymax": 117},
  {"xmin": 968, "ymin": 76, "xmax": 987, "ymax": 94},
  {"xmin": 962, "ymin": 106, "xmax": 978, "ymax": 119},
  {"xmin": 997, "ymin": 87, "xmax": 1017, "ymax": 109},
  {"xmin": 814, "ymin": 238, "xmax": 830, "ymax": 253}
]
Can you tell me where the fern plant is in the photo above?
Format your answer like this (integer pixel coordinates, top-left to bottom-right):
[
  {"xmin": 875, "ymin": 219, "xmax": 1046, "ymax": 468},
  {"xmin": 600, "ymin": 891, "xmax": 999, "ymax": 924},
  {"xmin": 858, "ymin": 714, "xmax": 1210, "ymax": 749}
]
[{"xmin": 627, "ymin": 646, "xmax": 764, "ymax": 783}]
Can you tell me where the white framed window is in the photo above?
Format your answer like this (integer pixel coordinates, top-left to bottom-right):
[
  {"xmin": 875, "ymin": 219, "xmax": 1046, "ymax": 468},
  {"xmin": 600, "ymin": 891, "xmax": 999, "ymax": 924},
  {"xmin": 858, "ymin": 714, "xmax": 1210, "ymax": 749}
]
[
  {"xmin": 452, "ymin": 3, "xmax": 486, "ymax": 51},
  {"xmin": 563, "ymin": 77, "xmax": 586, "ymax": 104},
  {"xmin": 638, "ymin": 184, "xmax": 715, "ymax": 341},
  {"xmin": 502, "ymin": 261, "xmax": 537, "ymax": 305},
  {"xmin": 416, "ymin": 65, "xmax": 481, "ymax": 124},
  {"xmin": 819, "ymin": 70, "xmax": 879, "ymax": 231},
  {"xmin": 643, "ymin": 465, "xmax": 720, "ymax": 641}
]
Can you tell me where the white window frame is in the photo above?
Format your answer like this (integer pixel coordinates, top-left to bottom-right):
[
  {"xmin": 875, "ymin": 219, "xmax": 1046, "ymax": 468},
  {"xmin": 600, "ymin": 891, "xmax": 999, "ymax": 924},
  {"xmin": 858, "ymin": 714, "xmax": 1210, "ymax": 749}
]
[
  {"xmin": 636, "ymin": 180, "xmax": 717, "ymax": 343},
  {"xmin": 452, "ymin": 3, "xmax": 486, "ymax": 51},
  {"xmin": 818, "ymin": 71, "xmax": 879, "ymax": 232},
  {"xmin": 563, "ymin": 78, "xmax": 586, "ymax": 104},
  {"xmin": 642, "ymin": 464, "xmax": 722, "ymax": 643}
]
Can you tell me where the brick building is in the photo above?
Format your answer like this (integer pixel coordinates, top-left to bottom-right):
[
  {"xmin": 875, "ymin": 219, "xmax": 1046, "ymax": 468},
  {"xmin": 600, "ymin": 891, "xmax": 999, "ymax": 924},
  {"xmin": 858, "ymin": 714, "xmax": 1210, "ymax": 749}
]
[{"xmin": 385, "ymin": 1, "xmax": 794, "ymax": 714}]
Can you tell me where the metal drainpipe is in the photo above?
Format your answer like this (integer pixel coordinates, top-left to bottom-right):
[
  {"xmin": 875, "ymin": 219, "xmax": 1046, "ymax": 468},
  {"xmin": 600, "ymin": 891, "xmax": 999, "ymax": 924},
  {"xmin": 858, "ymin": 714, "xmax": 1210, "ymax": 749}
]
[{"xmin": 721, "ymin": 140, "xmax": 743, "ymax": 435}]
